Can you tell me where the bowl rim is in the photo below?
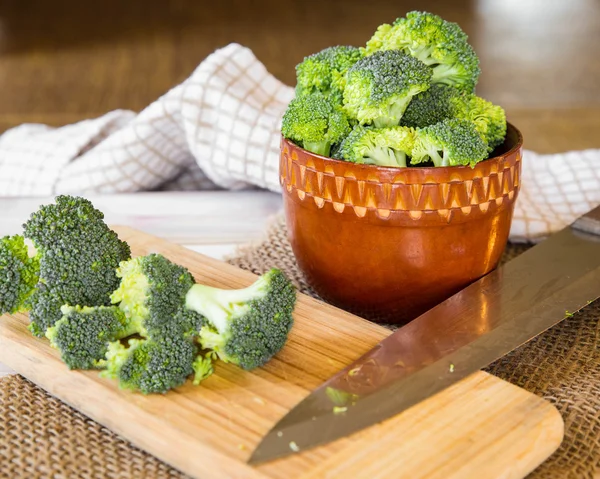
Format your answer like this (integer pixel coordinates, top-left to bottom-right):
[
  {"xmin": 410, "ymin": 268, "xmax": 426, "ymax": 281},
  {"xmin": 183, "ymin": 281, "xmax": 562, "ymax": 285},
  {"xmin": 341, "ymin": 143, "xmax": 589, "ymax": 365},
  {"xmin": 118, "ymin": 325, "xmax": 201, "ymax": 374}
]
[{"xmin": 281, "ymin": 122, "xmax": 523, "ymax": 175}]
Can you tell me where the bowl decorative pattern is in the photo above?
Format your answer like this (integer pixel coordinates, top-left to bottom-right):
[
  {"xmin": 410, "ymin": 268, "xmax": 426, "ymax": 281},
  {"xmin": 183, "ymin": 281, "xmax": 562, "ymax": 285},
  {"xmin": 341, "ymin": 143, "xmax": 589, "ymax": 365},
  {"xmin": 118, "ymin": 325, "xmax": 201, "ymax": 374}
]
[{"xmin": 280, "ymin": 124, "xmax": 523, "ymax": 323}]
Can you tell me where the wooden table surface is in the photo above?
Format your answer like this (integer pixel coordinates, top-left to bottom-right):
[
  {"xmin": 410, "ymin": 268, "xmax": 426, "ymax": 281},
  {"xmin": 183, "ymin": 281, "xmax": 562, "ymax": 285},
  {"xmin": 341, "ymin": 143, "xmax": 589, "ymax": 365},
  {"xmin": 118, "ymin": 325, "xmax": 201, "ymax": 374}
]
[{"xmin": 1, "ymin": 0, "xmax": 599, "ymax": 153}]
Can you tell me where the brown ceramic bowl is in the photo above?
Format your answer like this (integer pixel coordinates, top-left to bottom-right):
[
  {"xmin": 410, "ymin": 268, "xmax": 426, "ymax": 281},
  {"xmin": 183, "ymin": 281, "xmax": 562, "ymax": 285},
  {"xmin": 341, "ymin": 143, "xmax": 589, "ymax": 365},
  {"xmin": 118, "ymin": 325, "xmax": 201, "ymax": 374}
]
[{"xmin": 280, "ymin": 123, "xmax": 523, "ymax": 324}]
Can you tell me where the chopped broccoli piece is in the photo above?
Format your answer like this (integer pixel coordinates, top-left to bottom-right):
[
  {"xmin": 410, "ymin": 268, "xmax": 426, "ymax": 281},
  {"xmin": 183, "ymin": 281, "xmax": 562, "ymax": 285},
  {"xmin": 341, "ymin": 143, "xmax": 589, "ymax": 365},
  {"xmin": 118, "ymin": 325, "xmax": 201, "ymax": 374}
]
[
  {"xmin": 364, "ymin": 11, "xmax": 480, "ymax": 92},
  {"xmin": 343, "ymin": 50, "xmax": 432, "ymax": 127},
  {"xmin": 296, "ymin": 46, "xmax": 364, "ymax": 103},
  {"xmin": 22, "ymin": 195, "xmax": 131, "ymax": 335},
  {"xmin": 400, "ymin": 86, "xmax": 507, "ymax": 151},
  {"xmin": 334, "ymin": 125, "xmax": 415, "ymax": 167},
  {"xmin": 452, "ymin": 94, "xmax": 507, "ymax": 152},
  {"xmin": 326, "ymin": 386, "xmax": 359, "ymax": 407},
  {"xmin": 412, "ymin": 118, "xmax": 488, "ymax": 167},
  {"xmin": 100, "ymin": 336, "xmax": 196, "ymax": 394},
  {"xmin": 26, "ymin": 285, "xmax": 68, "ymax": 336},
  {"xmin": 0, "ymin": 235, "xmax": 40, "ymax": 314},
  {"xmin": 110, "ymin": 254, "xmax": 196, "ymax": 338},
  {"xmin": 185, "ymin": 268, "xmax": 296, "ymax": 370},
  {"xmin": 45, "ymin": 305, "xmax": 128, "ymax": 370},
  {"xmin": 281, "ymin": 93, "xmax": 351, "ymax": 157},
  {"xmin": 192, "ymin": 354, "xmax": 214, "ymax": 385},
  {"xmin": 400, "ymin": 84, "xmax": 460, "ymax": 128}
]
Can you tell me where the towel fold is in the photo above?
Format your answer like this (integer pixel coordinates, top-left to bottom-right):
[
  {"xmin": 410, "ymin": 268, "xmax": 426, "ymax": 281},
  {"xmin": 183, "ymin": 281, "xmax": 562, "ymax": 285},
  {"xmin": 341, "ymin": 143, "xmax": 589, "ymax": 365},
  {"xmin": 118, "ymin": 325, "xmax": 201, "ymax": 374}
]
[{"xmin": 1, "ymin": 43, "xmax": 598, "ymax": 242}]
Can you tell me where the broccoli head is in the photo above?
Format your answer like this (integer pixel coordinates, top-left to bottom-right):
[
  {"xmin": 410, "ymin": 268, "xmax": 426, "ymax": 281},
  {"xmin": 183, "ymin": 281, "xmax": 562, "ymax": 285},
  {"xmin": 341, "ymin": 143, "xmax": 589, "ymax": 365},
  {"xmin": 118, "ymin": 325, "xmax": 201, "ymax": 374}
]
[
  {"xmin": 295, "ymin": 46, "xmax": 364, "ymax": 103},
  {"xmin": 364, "ymin": 11, "xmax": 480, "ymax": 92},
  {"xmin": 281, "ymin": 93, "xmax": 351, "ymax": 157},
  {"xmin": 45, "ymin": 305, "xmax": 128, "ymax": 370},
  {"xmin": 22, "ymin": 195, "xmax": 131, "ymax": 335},
  {"xmin": 343, "ymin": 50, "xmax": 432, "ymax": 127},
  {"xmin": 0, "ymin": 235, "xmax": 39, "ymax": 314},
  {"xmin": 185, "ymin": 268, "xmax": 296, "ymax": 370},
  {"xmin": 100, "ymin": 336, "xmax": 197, "ymax": 394},
  {"xmin": 452, "ymin": 94, "xmax": 507, "ymax": 152},
  {"xmin": 412, "ymin": 118, "xmax": 488, "ymax": 167},
  {"xmin": 400, "ymin": 87, "xmax": 507, "ymax": 151},
  {"xmin": 110, "ymin": 254, "xmax": 197, "ymax": 338},
  {"xmin": 400, "ymin": 84, "xmax": 460, "ymax": 128},
  {"xmin": 334, "ymin": 125, "xmax": 415, "ymax": 167}
]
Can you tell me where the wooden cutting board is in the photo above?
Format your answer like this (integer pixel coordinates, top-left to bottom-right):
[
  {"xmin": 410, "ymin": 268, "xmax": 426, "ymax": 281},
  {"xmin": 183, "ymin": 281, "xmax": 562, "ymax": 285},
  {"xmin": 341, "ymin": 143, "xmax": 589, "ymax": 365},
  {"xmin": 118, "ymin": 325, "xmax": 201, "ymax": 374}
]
[{"xmin": 0, "ymin": 226, "xmax": 563, "ymax": 479}]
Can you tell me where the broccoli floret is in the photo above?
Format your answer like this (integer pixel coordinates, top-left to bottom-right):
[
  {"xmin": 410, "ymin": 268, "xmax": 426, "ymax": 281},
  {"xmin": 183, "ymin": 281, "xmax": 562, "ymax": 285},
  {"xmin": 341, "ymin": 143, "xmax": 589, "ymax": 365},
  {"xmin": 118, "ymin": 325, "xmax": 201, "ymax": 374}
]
[
  {"xmin": 343, "ymin": 50, "xmax": 432, "ymax": 127},
  {"xmin": 281, "ymin": 93, "xmax": 351, "ymax": 157},
  {"xmin": 296, "ymin": 46, "xmax": 364, "ymax": 103},
  {"xmin": 22, "ymin": 195, "xmax": 131, "ymax": 335},
  {"xmin": 185, "ymin": 269, "xmax": 296, "ymax": 370},
  {"xmin": 100, "ymin": 337, "xmax": 196, "ymax": 394},
  {"xmin": 192, "ymin": 353, "xmax": 215, "ymax": 385},
  {"xmin": 26, "ymin": 285, "xmax": 68, "ymax": 336},
  {"xmin": 335, "ymin": 125, "xmax": 415, "ymax": 167},
  {"xmin": 45, "ymin": 305, "xmax": 128, "ymax": 370},
  {"xmin": 400, "ymin": 86, "xmax": 507, "ymax": 151},
  {"xmin": 364, "ymin": 11, "xmax": 480, "ymax": 92},
  {"xmin": 400, "ymin": 84, "xmax": 460, "ymax": 128},
  {"xmin": 0, "ymin": 235, "xmax": 40, "ymax": 314},
  {"xmin": 412, "ymin": 118, "xmax": 488, "ymax": 167},
  {"xmin": 452, "ymin": 94, "xmax": 507, "ymax": 152},
  {"xmin": 110, "ymin": 254, "xmax": 197, "ymax": 338}
]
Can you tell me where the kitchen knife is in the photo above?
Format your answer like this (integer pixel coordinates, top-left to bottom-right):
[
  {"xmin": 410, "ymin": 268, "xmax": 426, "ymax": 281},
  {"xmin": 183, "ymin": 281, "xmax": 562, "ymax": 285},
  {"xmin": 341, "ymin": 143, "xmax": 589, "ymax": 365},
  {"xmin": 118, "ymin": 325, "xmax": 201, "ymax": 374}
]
[{"xmin": 249, "ymin": 205, "xmax": 600, "ymax": 464}]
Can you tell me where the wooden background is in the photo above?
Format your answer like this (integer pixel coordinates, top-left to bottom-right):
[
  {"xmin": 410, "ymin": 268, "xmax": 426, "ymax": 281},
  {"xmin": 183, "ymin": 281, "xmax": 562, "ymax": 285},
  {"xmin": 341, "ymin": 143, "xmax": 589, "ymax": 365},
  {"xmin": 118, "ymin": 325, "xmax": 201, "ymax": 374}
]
[{"xmin": 1, "ymin": 0, "xmax": 599, "ymax": 153}]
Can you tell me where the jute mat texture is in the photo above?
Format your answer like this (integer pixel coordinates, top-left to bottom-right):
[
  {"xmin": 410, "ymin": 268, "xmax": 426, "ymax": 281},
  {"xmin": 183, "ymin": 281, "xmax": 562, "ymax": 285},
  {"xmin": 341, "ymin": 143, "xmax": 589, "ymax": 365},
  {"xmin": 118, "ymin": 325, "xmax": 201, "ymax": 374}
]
[{"xmin": 1, "ymin": 215, "xmax": 598, "ymax": 479}]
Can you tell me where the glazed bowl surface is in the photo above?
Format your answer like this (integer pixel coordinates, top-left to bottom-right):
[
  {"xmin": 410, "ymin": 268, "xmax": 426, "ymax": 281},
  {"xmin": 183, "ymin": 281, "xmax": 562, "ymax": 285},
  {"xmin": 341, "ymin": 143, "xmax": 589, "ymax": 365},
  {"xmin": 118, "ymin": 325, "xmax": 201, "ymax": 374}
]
[{"xmin": 280, "ymin": 124, "xmax": 523, "ymax": 324}]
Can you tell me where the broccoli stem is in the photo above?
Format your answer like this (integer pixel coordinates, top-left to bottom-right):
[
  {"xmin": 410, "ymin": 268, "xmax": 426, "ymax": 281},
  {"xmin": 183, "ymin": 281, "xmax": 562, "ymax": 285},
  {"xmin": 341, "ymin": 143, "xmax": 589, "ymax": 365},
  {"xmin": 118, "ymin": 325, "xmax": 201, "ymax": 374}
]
[
  {"xmin": 426, "ymin": 148, "xmax": 445, "ymax": 167},
  {"xmin": 373, "ymin": 96, "xmax": 413, "ymax": 128},
  {"xmin": 409, "ymin": 45, "xmax": 437, "ymax": 66},
  {"xmin": 303, "ymin": 141, "xmax": 331, "ymax": 157},
  {"xmin": 365, "ymin": 147, "xmax": 407, "ymax": 167},
  {"xmin": 185, "ymin": 277, "xmax": 268, "ymax": 334},
  {"xmin": 431, "ymin": 63, "xmax": 463, "ymax": 86},
  {"xmin": 394, "ymin": 151, "xmax": 408, "ymax": 167}
]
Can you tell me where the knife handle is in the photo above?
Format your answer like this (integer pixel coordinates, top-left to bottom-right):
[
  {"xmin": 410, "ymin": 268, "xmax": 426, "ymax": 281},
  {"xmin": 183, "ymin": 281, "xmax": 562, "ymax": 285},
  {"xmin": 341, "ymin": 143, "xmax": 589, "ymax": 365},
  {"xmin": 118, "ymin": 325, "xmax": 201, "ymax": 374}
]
[{"xmin": 572, "ymin": 205, "xmax": 600, "ymax": 237}]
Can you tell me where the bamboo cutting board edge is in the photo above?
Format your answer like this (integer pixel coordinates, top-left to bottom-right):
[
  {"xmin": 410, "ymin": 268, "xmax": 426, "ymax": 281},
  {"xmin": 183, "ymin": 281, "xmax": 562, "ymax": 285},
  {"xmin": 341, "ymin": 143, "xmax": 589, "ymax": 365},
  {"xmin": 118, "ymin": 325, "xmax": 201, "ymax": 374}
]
[{"xmin": 0, "ymin": 226, "xmax": 564, "ymax": 479}]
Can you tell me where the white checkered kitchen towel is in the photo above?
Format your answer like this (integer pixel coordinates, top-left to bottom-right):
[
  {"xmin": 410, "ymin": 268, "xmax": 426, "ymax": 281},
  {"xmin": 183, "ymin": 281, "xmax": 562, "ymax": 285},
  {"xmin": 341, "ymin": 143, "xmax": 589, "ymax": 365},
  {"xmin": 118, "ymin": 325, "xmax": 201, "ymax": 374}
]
[{"xmin": 1, "ymin": 43, "xmax": 599, "ymax": 243}]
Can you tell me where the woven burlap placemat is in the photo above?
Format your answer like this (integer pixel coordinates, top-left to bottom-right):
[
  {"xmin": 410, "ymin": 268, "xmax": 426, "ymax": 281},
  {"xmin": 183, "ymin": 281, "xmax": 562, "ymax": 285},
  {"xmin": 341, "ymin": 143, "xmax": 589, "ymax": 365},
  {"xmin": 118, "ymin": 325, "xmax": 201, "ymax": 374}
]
[{"xmin": 1, "ymin": 215, "xmax": 598, "ymax": 479}]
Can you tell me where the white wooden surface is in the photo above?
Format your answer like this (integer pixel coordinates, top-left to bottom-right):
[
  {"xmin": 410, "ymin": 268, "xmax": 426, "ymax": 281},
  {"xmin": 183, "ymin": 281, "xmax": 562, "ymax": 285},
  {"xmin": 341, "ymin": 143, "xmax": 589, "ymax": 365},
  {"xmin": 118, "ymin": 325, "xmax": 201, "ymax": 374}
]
[{"xmin": 0, "ymin": 191, "xmax": 283, "ymax": 375}]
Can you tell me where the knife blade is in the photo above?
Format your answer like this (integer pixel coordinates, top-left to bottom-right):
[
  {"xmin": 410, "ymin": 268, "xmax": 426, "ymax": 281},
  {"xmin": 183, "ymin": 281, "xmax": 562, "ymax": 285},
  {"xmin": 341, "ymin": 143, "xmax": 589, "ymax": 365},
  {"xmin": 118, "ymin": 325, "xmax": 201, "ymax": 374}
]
[{"xmin": 249, "ymin": 205, "xmax": 600, "ymax": 464}]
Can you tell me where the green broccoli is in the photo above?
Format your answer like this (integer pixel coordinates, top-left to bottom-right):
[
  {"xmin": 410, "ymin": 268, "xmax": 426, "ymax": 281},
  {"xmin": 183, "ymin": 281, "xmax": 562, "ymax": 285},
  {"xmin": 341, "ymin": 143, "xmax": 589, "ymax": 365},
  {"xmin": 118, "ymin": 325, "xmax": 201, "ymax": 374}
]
[
  {"xmin": 400, "ymin": 86, "xmax": 507, "ymax": 151},
  {"xmin": 343, "ymin": 50, "xmax": 431, "ymax": 127},
  {"xmin": 110, "ymin": 254, "xmax": 200, "ymax": 338},
  {"xmin": 192, "ymin": 353, "xmax": 215, "ymax": 385},
  {"xmin": 334, "ymin": 125, "xmax": 416, "ymax": 167},
  {"xmin": 22, "ymin": 195, "xmax": 131, "ymax": 336},
  {"xmin": 44, "ymin": 252, "xmax": 205, "ymax": 373},
  {"xmin": 0, "ymin": 235, "xmax": 40, "ymax": 314},
  {"xmin": 100, "ymin": 336, "xmax": 197, "ymax": 394},
  {"xmin": 25, "ymin": 286, "xmax": 65, "ymax": 337},
  {"xmin": 411, "ymin": 118, "xmax": 488, "ymax": 167},
  {"xmin": 281, "ymin": 93, "xmax": 351, "ymax": 157},
  {"xmin": 452, "ymin": 94, "xmax": 507, "ymax": 152},
  {"xmin": 296, "ymin": 46, "xmax": 364, "ymax": 103},
  {"xmin": 185, "ymin": 268, "xmax": 296, "ymax": 370},
  {"xmin": 45, "ymin": 305, "xmax": 128, "ymax": 370},
  {"xmin": 364, "ymin": 11, "xmax": 480, "ymax": 92},
  {"xmin": 400, "ymin": 84, "xmax": 460, "ymax": 128}
]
